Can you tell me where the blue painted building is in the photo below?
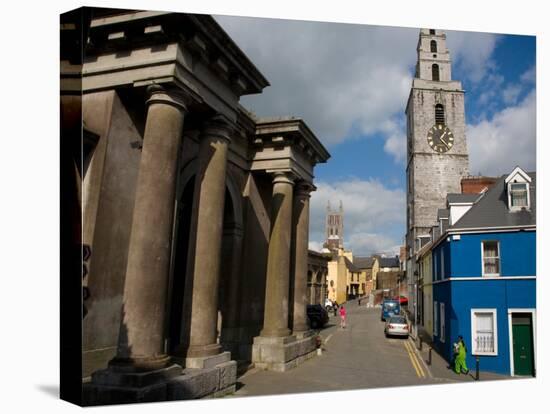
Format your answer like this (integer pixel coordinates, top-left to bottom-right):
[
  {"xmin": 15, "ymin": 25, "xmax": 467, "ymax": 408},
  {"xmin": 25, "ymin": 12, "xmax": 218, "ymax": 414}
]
[{"xmin": 428, "ymin": 167, "xmax": 536, "ymax": 376}]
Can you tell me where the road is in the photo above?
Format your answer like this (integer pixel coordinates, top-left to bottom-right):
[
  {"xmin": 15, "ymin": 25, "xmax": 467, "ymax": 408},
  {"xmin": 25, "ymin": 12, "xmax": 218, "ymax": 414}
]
[{"xmin": 232, "ymin": 300, "xmax": 439, "ymax": 398}]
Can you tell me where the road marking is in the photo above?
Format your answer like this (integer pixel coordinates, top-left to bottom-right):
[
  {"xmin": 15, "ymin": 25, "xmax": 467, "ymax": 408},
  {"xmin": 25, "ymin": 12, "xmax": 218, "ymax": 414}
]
[
  {"xmin": 406, "ymin": 341, "xmax": 424, "ymax": 378},
  {"xmin": 324, "ymin": 333, "xmax": 334, "ymax": 344},
  {"xmin": 404, "ymin": 340, "xmax": 425, "ymax": 378},
  {"xmin": 408, "ymin": 341, "xmax": 426, "ymax": 378}
]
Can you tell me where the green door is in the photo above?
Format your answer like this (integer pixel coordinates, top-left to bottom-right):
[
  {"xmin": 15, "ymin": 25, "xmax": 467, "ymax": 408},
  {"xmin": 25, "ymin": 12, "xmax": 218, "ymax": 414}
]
[{"xmin": 512, "ymin": 314, "xmax": 535, "ymax": 376}]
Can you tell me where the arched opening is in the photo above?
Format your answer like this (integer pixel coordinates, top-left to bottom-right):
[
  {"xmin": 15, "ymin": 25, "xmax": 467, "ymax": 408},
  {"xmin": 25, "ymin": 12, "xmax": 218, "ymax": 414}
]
[
  {"xmin": 435, "ymin": 104, "xmax": 445, "ymax": 125},
  {"xmin": 218, "ymin": 187, "xmax": 237, "ymax": 345},
  {"xmin": 430, "ymin": 40, "xmax": 437, "ymax": 53},
  {"xmin": 167, "ymin": 176, "xmax": 195, "ymax": 353},
  {"xmin": 315, "ymin": 272, "xmax": 323, "ymax": 304},
  {"xmin": 307, "ymin": 270, "xmax": 314, "ymax": 304},
  {"xmin": 432, "ymin": 64, "xmax": 440, "ymax": 81}
]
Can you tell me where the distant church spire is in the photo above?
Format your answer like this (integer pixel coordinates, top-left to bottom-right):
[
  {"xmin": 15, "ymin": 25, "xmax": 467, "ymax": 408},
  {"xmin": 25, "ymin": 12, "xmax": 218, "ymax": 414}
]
[{"xmin": 324, "ymin": 200, "xmax": 344, "ymax": 251}]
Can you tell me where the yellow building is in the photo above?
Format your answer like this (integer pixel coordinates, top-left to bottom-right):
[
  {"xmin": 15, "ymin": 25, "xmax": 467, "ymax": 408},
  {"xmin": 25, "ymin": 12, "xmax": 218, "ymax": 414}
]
[
  {"xmin": 418, "ymin": 244, "xmax": 433, "ymax": 337},
  {"xmin": 326, "ymin": 248, "xmax": 363, "ymax": 303}
]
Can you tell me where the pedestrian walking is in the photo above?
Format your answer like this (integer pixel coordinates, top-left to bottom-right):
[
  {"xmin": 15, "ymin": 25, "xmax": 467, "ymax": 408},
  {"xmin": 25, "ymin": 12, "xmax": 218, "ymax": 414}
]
[
  {"xmin": 454, "ymin": 335, "xmax": 469, "ymax": 375},
  {"xmin": 358, "ymin": 297, "xmax": 362, "ymax": 306},
  {"xmin": 333, "ymin": 301, "xmax": 338, "ymax": 317},
  {"xmin": 339, "ymin": 304, "xmax": 347, "ymax": 329}
]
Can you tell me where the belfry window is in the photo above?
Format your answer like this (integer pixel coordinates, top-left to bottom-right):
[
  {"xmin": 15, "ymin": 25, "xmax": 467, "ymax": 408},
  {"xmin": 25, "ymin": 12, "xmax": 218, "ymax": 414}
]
[
  {"xmin": 429, "ymin": 29, "xmax": 435, "ymax": 35},
  {"xmin": 435, "ymin": 104, "xmax": 445, "ymax": 125},
  {"xmin": 432, "ymin": 64, "xmax": 440, "ymax": 81},
  {"xmin": 430, "ymin": 40, "xmax": 437, "ymax": 53}
]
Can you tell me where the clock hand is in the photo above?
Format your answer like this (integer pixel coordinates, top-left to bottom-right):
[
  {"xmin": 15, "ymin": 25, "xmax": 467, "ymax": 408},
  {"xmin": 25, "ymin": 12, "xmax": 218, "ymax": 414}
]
[{"xmin": 439, "ymin": 131, "xmax": 450, "ymax": 148}]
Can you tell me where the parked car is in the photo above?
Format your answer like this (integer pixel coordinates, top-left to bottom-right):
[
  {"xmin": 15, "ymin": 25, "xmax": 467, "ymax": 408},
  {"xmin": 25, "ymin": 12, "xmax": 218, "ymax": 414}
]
[
  {"xmin": 324, "ymin": 298, "xmax": 334, "ymax": 312},
  {"xmin": 307, "ymin": 304, "xmax": 329, "ymax": 329},
  {"xmin": 384, "ymin": 315, "xmax": 409, "ymax": 338},
  {"xmin": 380, "ymin": 299, "xmax": 400, "ymax": 321},
  {"xmin": 392, "ymin": 295, "xmax": 408, "ymax": 306}
]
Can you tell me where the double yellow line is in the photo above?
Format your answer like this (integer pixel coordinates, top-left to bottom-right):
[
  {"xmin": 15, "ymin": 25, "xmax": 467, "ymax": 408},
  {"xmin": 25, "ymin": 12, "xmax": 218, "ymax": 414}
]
[{"xmin": 404, "ymin": 340, "xmax": 425, "ymax": 378}]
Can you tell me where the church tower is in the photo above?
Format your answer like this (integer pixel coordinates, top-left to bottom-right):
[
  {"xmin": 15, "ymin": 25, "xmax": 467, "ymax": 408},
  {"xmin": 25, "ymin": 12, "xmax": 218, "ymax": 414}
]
[
  {"xmin": 324, "ymin": 200, "xmax": 344, "ymax": 251},
  {"xmin": 405, "ymin": 28, "xmax": 470, "ymax": 262}
]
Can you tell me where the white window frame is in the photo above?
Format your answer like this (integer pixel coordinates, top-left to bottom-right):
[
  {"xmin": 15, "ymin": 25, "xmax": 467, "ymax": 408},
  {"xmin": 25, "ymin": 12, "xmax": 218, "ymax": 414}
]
[
  {"xmin": 440, "ymin": 302, "xmax": 445, "ymax": 342},
  {"xmin": 471, "ymin": 308, "xmax": 498, "ymax": 356},
  {"xmin": 508, "ymin": 182, "xmax": 530, "ymax": 211},
  {"xmin": 481, "ymin": 240, "xmax": 501, "ymax": 277},
  {"xmin": 440, "ymin": 249, "xmax": 445, "ymax": 279},
  {"xmin": 434, "ymin": 301, "xmax": 439, "ymax": 337}
]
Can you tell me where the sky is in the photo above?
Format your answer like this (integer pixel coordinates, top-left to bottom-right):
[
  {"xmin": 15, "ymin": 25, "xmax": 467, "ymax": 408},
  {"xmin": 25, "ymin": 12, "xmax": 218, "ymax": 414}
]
[{"xmin": 214, "ymin": 16, "xmax": 536, "ymax": 258}]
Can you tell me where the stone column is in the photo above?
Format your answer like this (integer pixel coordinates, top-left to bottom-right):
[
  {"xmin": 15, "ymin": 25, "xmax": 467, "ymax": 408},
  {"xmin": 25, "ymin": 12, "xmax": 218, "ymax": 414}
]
[
  {"xmin": 291, "ymin": 182, "xmax": 313, "ymax": 333},
  {"xmin": 260, "ymin": 172, "xmax": 295, "ymax": 337},
  {"xmin": 185, "ymin": 116, "xmax": 233, "ymax": 359},
  {"xmin": 111, "ymin": 85, "xmax": 188, "ymax": 371}
]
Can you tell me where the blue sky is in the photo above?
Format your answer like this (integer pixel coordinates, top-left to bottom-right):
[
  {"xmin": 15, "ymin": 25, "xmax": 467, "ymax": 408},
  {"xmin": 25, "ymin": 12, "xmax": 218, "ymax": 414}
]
[{"xmin": 215, "ymin": 16, "xmax": 536, "ymax": 256}]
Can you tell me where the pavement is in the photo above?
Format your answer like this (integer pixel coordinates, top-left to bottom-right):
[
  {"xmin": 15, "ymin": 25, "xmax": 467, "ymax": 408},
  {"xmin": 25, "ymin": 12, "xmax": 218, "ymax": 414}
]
[
  {"xmin": 413, "ymin": 328, "xmax": 511, "ymax": 384},
  {"xmin": 228, "ymin": 300, "xmax": 513, "ymax": 399}
]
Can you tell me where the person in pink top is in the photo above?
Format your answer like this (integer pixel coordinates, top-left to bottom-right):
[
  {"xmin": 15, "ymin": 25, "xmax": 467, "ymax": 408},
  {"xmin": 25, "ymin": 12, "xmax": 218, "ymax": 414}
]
[{"xmin": 339, "ymin": 304, "xmax": 347, "ymax": 329}]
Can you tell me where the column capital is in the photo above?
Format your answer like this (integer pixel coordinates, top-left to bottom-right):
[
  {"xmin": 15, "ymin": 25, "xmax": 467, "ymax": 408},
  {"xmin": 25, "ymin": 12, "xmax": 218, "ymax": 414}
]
[
  {"xmin": 200, "ymin": 114, "xmax": 234, "ymax": 143},
  {"xmin": 271, "ymin": 171, "xmax": 296, "ymax": 186},
  {"xmin": 295, "ymin": 181, "xmax": 316, "ymax": 198},
  {"xmin": 145, "ymin": 84, "xmax": 192, "ymax": 113}
]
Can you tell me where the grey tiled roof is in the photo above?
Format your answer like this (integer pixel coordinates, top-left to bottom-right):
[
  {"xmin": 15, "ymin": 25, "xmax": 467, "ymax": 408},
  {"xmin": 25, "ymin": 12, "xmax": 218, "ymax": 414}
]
[
  {"xmin": 451, "ymin": 172, "xmax": 536, "ymax": 230},
  {"xmin": 378, "ymin": 256, "xmax": 400, "ymax": 268},
  {"xmin": 344, "ymin": 257, "xmax": 360, "ymax": 272},
  {"xmin": 437, "ymin": 209, "xmax": 449, "ymax": 220},
  {"xmin": 353, "ymin": 256, "xmax": 375, "ymax": 269},
  {"xmin": 447, "ymin": 193, "xmax": 480, "ymax": 204}
]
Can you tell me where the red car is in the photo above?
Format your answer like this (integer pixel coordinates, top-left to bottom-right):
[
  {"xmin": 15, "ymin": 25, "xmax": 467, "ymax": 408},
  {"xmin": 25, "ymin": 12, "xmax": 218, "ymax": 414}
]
[{"xmin": 392, "ymin": 295, "xmax": 408, "ymax": 306}]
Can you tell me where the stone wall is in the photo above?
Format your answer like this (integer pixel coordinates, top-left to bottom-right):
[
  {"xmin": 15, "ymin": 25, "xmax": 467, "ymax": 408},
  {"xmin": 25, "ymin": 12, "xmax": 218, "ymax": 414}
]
[{"xmin": 82, "ymin": 91, "xmax": 143, "ymax": 377}]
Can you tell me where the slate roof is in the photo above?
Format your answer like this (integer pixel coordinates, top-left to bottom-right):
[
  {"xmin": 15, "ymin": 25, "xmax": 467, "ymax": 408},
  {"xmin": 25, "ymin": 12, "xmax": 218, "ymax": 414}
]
[
  {"xmin": 447, "ymin": 193, "xmax": 481, "ymax": 204},
  {"xmin": 451, "ymin": 172, "xmax": 536, "ymax": 230},
  {"xmin": 353, "ymin": 256, "xmax": 375, "ymax": 269},
  {"xmin": 378, "ymin": 256, "xmax": 400, "ymax": 268},
  {"xmin": 344, "ymin": 257, "xmax": 361, "ymax": 272},
  {"xmin": 437, "ymin": 209, "xmax": 449, "ymax": 220}
]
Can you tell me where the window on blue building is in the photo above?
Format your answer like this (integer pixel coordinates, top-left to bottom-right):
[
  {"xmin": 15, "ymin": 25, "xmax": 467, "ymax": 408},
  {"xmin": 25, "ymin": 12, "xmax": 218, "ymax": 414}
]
[
  {"xmin": 434, "ymin": 301, "xmax": 439, "ymax": 336},
  {"xmin": 510, "ymin": 183, "xmax": 528, "ymax": 208},
  {"xmin": 471, "ymin": 309, "xmax": 498, "ymax": 355},
  {"xmin": 482, "ymin": 241, "xmax": 500, "ymax": 276},
  {"xmin": 440, "ymin": 249, "xmax": 445, "ymax": 279},
  {"xmin": 440, "ymin": 303, "xmax": 445, "ymax": 342}
]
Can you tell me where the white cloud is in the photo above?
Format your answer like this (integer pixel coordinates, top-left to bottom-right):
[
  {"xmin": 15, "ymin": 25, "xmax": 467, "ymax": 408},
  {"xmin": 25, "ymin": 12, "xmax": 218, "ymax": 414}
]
[
  {"xmin": 446, "ymin": 30, "xmax": 500, "ymax": 84},
  {"xmin": 502, "ymin": 84, "xmax": 522, "ymax": 105},
  {"xmin": 348, "ymin": 233, "xmax": 401, "ymax": 257},
  {"xmin": 308, "ymin": 178, "xmax": 405, "ymax": 256},
  {"xmin": 215, "ymin": 16, "xmax": 500, "ymax": 162},
  {"xmin": 467, "ymin": 89, "xmax": 536, "ymax": 176},
  {"xmin": 308, "ymin": 241, "xmax": 324, "ymax": 252}
]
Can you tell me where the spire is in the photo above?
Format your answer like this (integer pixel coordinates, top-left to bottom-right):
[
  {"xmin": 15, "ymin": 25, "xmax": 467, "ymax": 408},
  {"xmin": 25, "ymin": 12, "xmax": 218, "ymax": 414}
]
[{"xmin": 339, "ymin": 200, "xmax": 343, "ymax": 212}]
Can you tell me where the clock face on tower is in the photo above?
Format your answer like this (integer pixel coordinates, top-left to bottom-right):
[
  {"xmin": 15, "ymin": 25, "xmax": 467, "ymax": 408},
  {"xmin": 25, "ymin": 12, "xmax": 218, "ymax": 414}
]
[{"xmin": 427, "ymin": 124, "xmax": 454, "ymax": 153}]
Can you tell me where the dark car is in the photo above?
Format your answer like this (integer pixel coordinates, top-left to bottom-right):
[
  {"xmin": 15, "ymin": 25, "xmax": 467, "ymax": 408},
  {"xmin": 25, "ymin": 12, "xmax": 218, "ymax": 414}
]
[{"xmin": 307, "ymin": 304, "xmax": 329, "ymax": 329}]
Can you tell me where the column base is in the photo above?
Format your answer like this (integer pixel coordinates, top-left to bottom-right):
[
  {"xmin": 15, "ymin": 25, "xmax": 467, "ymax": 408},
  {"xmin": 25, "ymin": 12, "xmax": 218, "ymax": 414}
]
[
  {"xmin": 83, "ymin": 358, "xmax": 237, "ymax": 406},
  {"xmin": 260, "ymin": 327, "xmax": 291, "ymax": 337},
  {"xmin": 175, "ymin": 342, "xmax": 222, "ymax": 359},
  {"xmin": 251, "ymin": 333, "xmax": 317, "ymax": 372},
  {"xmin": 293, "ymin": 329, "xmax": 316, "ymax": 340},
  {"xmin": 108, "ymin": 355, "xmax": 172, "ymax": 373}
]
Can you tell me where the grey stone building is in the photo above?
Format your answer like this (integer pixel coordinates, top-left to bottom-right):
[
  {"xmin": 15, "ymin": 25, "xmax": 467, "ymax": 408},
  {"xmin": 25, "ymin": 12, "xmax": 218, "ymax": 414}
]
[
  {"xmin": 404, "ymin": 28, "xmax": 470, "ymax": 313},
  {"xmin": 61, "ymin": 8, "xmax": 329, "ymax": 405}
]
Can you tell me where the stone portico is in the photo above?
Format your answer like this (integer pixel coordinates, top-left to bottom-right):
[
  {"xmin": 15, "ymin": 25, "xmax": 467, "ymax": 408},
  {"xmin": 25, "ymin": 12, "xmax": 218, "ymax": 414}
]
[{"xmin": 61, "ymin": 8, "xmax": 329, "ymax": 406}]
